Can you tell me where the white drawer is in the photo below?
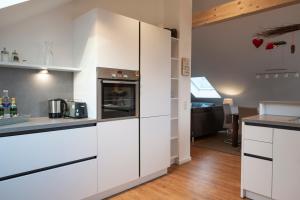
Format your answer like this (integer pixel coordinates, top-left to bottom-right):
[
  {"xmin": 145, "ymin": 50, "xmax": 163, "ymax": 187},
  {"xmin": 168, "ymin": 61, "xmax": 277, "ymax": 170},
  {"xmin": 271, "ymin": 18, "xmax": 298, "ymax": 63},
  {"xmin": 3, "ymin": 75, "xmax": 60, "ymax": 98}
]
[
  {"xmin": 0, "ymin": 159, "xmax": 97, "ymax": 200},
  {"xmin": 244, "ymin": 140, "xmax": 273, "ymax": 159},
  {"xmin": 243, "ymin": 125, "xmax": 273, "ymax": 143},
  {"xmin": 243, "ymin": 156, "xmax": 272, "ymax": 198},
  {"xmin": 0, "ymin": 126, "xmax": 97, "ymax": 178}
]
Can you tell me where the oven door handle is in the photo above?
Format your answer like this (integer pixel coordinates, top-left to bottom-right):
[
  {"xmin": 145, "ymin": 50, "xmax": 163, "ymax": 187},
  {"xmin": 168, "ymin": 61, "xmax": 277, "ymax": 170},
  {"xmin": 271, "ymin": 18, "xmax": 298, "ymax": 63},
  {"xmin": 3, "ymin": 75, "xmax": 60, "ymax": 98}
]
[{"xmin": 102, "ymin": 80, "xmax": 139, "ymax": 84}]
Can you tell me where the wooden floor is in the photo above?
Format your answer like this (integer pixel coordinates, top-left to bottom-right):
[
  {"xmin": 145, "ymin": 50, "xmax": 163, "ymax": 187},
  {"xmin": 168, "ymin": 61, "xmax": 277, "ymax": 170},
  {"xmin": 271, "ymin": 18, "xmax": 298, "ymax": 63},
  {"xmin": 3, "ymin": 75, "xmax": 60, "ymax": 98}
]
[{"xmin": 111, "ymin": 147, "xmax": 242, "ymax": 200}]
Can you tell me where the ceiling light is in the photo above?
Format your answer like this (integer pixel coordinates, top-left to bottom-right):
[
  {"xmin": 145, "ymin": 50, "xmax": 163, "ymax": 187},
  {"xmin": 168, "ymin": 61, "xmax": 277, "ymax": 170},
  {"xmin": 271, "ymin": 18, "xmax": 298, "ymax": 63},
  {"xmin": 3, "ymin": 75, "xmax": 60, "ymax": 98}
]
[
  {"xmin": 295, "ymin": 73, "xmax": 299, "ymax": 78},
  {"xmin": 39, "ymin": 69, "xmax": 49, "ymax": 74},
  {"xmin": 284, "ymin": 73, "xmax": 289, "ymax": 78},
  {"xmin": 274, "ymin": 74, "xmax": 279, "ymax": 79},
  {"xmin": 0, "ymin": 0, "xmax": 29, "ymax": 10}
]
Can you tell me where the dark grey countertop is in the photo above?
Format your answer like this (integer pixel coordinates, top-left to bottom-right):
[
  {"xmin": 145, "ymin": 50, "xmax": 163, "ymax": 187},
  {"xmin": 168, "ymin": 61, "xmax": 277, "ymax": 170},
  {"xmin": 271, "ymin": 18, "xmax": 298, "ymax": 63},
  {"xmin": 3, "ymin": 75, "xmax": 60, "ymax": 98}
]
[
  {"xmin": 0, "ymin": 117, "xmax": 97, "ymax": 136},
  {"xmin": 243, "ymin": 115, "xmax": 300, "ymax": 129}
]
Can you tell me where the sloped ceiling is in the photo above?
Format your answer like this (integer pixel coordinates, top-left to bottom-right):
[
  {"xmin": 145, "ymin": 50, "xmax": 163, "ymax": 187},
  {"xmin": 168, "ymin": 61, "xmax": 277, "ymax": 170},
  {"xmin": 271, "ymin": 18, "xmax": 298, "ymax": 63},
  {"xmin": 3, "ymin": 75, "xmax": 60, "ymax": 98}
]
[{"xmin": 0, "ymin": 0, "xmax": 73, "ymax": 28}]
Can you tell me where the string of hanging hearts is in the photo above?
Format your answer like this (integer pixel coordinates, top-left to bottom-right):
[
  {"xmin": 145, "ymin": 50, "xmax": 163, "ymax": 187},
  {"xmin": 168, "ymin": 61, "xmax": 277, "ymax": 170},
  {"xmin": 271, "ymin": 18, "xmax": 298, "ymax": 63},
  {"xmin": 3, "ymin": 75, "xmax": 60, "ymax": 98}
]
[{"xmin": 252, "ymin": 24, "xmax": 300, "ymax": 54}]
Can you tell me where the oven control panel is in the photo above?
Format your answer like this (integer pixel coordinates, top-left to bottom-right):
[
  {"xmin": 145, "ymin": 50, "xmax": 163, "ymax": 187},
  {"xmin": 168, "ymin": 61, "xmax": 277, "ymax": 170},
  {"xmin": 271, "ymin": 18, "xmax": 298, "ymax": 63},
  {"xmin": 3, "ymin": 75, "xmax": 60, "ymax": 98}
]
[{"xmin": 97, "ymin": 67, "xmax": 140, "ymax": 81}]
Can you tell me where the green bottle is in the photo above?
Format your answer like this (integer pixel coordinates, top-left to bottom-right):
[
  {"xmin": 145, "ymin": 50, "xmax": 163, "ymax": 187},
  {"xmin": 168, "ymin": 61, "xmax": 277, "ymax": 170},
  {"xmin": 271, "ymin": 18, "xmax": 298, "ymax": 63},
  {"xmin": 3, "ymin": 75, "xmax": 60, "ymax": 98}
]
[
  {"xmin": 10, "ymin": 98, "xmax": 18, "ymax": 117},
  {"xmin": 0, "ymin": 98, "xmax": 4, "ymax": 119}
]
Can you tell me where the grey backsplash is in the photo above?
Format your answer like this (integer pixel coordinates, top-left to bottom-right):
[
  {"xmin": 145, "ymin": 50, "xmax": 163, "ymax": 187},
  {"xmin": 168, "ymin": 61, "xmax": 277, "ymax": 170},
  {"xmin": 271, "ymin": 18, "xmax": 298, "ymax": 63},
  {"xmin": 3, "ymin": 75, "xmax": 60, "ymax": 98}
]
[{"xmin": 0, "ymin": 67, "xmax": 73, "ymax": 117}]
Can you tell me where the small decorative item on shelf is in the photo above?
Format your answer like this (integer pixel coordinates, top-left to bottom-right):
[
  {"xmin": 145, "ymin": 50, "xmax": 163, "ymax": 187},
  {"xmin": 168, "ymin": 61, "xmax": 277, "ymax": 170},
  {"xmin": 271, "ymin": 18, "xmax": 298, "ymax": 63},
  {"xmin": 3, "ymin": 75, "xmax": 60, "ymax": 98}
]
[
  {"xmin": 11, "ymin": 50, "xmax": 20, "ymax": 62},
  {"xmin": 1, "ymin": 47, "xmax": 10, "ymax": 62},
  {"xmin": 44, "ymin": 41, "xmax": 54, "ymax": 66}
]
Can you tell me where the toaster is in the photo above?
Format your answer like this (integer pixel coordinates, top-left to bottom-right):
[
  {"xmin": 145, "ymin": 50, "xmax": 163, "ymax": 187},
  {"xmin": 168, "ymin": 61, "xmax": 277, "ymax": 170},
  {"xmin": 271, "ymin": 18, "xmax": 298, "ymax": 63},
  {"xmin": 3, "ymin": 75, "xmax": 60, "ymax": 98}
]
[{"xmin": 66, "ymin": 101, "xmax": 88, "ymax": 119}]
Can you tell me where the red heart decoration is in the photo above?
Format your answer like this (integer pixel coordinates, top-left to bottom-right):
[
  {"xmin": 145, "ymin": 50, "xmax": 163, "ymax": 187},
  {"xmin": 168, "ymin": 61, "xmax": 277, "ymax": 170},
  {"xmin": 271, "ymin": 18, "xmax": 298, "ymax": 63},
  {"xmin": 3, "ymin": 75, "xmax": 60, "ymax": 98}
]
[
  {"xmin": 266, "ymin": 42, "xmax": 275, "ymax": 50},
  {"xmin": 252, "ymin": 38, "xmax": 264, "ymax": 48}
]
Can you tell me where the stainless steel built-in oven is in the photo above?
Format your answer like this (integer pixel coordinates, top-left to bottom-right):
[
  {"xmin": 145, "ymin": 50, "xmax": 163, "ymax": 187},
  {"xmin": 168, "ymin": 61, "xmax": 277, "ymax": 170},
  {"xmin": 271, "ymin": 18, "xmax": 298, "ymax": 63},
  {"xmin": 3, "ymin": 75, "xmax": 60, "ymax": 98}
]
[{"xmin": 97, "ymin": 67, "xmax": 140, "ymax": 122}]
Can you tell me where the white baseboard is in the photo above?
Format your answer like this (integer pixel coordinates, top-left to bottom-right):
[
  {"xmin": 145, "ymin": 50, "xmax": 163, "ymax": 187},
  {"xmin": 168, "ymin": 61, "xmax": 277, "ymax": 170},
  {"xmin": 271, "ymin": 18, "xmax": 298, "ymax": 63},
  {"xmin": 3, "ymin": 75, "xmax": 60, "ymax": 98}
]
[
  {"xmin": 245, "ymin": 191, "xmax": 272, "ymax": 200},
  {"xmin": 85, "ymin": 169, "xmax": 168, "ymax": 200},
  {"xmin": 178, "ymin": 156, "xmax": 192, "ymax": 165},
  {"xmin": 170, "ymin": 156, "xmax": 178, "ymax": 165}
]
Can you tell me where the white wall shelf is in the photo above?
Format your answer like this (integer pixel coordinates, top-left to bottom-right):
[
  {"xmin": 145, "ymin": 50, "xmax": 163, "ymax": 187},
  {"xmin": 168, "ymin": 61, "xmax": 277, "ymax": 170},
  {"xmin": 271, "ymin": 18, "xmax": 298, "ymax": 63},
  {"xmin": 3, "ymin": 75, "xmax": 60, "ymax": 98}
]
[
  {"xmin": 0, "ymin": 62, "xmax": 81, "ymax": 72},
  {"xmin": 170, "ymin": 35, "xmax": 180, "ymax": 165}
]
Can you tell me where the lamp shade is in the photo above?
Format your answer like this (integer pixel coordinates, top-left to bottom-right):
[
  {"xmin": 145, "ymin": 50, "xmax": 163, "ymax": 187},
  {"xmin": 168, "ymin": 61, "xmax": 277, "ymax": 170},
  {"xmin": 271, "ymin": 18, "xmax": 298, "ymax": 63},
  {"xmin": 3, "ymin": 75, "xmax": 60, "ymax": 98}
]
[{"xmin": 223, "ymin": 98, "xmax": 233, "ymax": 105}]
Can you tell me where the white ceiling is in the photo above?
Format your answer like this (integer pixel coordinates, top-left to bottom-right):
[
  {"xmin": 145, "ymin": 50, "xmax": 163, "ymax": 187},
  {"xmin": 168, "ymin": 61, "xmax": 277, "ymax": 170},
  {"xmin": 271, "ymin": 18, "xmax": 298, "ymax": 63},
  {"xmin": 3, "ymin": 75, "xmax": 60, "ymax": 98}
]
[{"xmin": 0, "ymin": 0, "xmax": 73, "ymax": 28}]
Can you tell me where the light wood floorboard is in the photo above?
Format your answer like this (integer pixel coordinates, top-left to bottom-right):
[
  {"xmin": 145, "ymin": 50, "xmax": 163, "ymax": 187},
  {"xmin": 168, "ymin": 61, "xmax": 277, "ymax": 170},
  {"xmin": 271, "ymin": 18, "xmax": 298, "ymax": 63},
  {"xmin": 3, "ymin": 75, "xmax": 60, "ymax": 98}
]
[{"xmin": 111, "ymin": 147, "xmax": 242, "ymax": 200}]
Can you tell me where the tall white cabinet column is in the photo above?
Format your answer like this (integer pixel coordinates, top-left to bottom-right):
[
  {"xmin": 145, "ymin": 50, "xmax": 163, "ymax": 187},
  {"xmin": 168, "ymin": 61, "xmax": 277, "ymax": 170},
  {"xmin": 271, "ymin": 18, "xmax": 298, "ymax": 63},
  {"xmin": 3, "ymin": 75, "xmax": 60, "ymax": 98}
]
[
  {"xmin": 140, "ymin": 22, "xmax": 171, "ymax": 177},
  {"xmin": 73, "ymin": 8, "xmax": 139, "ymax": 118}
]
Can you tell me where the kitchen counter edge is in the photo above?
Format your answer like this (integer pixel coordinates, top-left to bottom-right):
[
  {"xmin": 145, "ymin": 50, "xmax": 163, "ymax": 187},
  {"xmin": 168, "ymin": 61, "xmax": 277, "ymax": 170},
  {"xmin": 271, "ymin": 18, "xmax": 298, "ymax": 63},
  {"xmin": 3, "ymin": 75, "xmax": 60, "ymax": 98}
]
[
  {"xmin": 242, "ymin": 115, "xmax": 300, "ymax": 130},
  {"xmin": 0, "ymin": 117, "xmax": 97, "ymax": 137}
]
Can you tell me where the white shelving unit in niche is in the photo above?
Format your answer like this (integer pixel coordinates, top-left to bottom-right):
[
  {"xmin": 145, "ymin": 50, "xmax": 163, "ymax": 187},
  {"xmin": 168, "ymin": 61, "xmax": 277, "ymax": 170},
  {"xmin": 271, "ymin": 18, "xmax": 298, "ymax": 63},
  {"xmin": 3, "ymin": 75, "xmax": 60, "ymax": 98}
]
[{"xmin": 170, "ymin": 37, "xmax": 179, "ymax": 165}]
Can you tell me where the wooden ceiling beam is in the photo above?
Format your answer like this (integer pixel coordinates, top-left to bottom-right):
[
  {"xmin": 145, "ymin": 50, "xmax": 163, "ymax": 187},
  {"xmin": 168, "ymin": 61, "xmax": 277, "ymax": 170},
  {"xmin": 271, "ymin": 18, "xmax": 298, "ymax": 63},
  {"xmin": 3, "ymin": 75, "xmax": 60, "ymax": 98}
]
[{"xmin": 193, "ymin": 0, "xmax": 300, "ymax": 28}]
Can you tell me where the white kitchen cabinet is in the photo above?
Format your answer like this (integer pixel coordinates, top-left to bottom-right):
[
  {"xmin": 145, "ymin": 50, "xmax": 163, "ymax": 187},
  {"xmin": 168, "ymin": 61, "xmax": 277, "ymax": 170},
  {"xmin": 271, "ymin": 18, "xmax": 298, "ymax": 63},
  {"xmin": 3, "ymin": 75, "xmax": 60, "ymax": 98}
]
[
  {"xmin": 243, "ymin": 124, "xmax": 273, "ymax": 143},
  {"xmin": 0, "ymin": 159, "xmax": 97, "ymax": 200},
  {"xmin": 272, "ymin": 128, "xmax": 300, "ymax": 200},
  {"xmin": 140, "ymin": 116, "xmax": 170, "ymax": 177},
  {"xmin": 242, "ymin": 123, "xmax": 273, "ymax": 199},
  {"xmin": 73, "ymin": 8, "xmax": 139, "ymax": 118},
  {"xmin": 0, "ymin": 126, "xmax": 97, "ymax": 178},
  {"xmin": 140, "ymin": 22, "xmax": 171, "ymax": 118},
  {"xmin": 243, "ymin": 156, "xmax": 272, "ymax": 198},
  {"xmin": 73, "ymin": 8, "xmax": 139, "ymax": 71},
  {"xmin": 98, "ymin": 119, "xmax": 139, "ymax": 192},
  {"xmin": 244, "ymin": 140, "xmax": 273, "ymax": 159}
]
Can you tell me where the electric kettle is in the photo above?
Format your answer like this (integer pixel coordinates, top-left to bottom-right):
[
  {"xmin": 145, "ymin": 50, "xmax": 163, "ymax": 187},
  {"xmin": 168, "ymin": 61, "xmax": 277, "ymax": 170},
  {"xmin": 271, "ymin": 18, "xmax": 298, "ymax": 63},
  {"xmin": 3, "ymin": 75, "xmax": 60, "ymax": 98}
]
[{"xmin": 48, "ymin": 99, "xmax": 68, "ymax": 118}]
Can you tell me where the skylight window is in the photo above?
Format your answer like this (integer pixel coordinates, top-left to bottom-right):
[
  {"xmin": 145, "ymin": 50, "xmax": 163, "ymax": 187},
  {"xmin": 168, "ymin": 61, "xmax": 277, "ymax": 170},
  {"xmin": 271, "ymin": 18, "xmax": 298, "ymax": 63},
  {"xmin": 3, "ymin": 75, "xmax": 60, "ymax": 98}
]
[
  {"xmin": 191, "ymin": 77, "xmax": 221, "ymax": 98},
  {"xmin": 0, "ymin": 0, "xmax": 29, "ymax": 10}
]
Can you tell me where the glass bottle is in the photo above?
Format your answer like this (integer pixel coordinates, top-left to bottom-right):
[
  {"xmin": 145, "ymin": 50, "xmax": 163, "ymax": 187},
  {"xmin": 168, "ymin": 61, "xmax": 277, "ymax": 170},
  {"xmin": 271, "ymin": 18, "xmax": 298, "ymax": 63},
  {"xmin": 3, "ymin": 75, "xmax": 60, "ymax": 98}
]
[
  {"xmin": 10, "ymin": 98, "xmax": 18, "ymax": 117},
  {"xmin": 1, "ymin": 48, "xmax": 9, "ymax": 63},
  {"xmin": 0, "ymin": 98, "xmax": 4, "ymax": 119},
  {"xmin": 2, "ymin": 90, "xmax": 11, "ymax": 118}
]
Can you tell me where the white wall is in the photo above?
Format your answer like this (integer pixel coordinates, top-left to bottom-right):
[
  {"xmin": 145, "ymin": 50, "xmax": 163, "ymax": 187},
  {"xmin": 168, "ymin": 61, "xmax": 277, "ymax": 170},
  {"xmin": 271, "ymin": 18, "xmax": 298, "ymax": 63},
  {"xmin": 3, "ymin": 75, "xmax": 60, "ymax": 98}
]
[
  {"xmin": 192, "ymin": 3, "xmax": 300, "ymax": 107},
  {"xmin": 0, "ymin": 0, "xmax": 166, "ymax": 67},
  {"xmin": 165, "ymin": 0, "xmax": 192, "ymax": 164},
  {"xmin": 178, "ymin": 0, "xmax": 192, "ymax": 164}
]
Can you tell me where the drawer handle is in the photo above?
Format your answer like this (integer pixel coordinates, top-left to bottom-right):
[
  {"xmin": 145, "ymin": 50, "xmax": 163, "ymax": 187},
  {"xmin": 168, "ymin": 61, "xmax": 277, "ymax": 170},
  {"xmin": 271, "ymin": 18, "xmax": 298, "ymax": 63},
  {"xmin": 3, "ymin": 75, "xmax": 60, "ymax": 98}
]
[
  {"xmin": 0, "ymin": 156, "xmax": 97, "ymax": 182},
  {"xmin": 244, "ymin": 153, "xmax": 272, "ymax": 161}
]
